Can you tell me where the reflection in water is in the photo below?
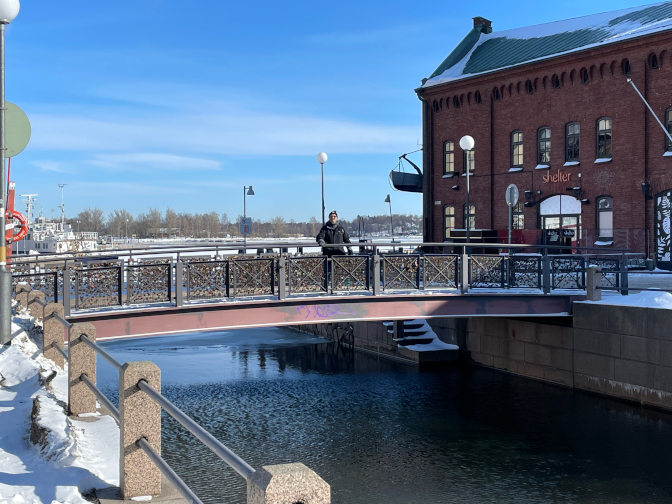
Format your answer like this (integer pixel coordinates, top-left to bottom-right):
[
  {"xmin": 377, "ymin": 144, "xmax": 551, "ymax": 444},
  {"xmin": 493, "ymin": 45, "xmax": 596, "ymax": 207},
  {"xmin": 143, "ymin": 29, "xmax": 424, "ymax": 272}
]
[{"xmin": 97, "ymin": 328, "xmax": 672, "ymax": 504}]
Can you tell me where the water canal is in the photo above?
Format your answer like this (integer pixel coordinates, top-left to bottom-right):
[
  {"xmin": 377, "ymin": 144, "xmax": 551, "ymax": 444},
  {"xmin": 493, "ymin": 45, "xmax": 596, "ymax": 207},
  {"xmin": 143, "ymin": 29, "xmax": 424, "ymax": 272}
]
[{"xmin": 97, "ymin": 328, "xmax": 672, "ymax": 504}]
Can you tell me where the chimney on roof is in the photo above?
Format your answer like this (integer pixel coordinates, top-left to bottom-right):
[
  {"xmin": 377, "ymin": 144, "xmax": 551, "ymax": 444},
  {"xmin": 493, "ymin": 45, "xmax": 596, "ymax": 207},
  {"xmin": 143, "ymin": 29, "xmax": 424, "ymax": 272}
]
[{"xmin": 473, "ymin": 17, "xmax": 492, "ymax": 34}]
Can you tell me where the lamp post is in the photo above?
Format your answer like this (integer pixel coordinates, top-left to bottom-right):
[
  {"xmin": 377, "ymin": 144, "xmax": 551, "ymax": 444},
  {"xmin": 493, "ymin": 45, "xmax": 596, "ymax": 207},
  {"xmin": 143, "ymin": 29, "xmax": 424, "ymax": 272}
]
[
  {"xmin": 0, "ymin": 0, "xmax": 19, "ymax": 345},
  {"xmin": 316, "ymin": 152, "xmax": 328, "ymax": 225},
  {"xmin": 459, "ymin": 135, "xmax": 474, "ymax": 251},
  {"xmin": 243, "ymin": 185, "xmax": 254, "ymax": 250},
  {"xmin": 125, "ymin": 218, "xmax": 128, "ymax": 244},
  {"xmin": 384, "ymin": 194, "xmax": 394, "ymax": 242}
]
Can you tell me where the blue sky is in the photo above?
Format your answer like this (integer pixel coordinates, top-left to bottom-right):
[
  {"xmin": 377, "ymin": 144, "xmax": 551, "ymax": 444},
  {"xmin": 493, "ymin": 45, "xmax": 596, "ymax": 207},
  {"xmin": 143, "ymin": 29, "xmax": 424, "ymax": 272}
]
[{"xmin": 8, "ymin": 0, "xmax": 647, "ymax": 222}]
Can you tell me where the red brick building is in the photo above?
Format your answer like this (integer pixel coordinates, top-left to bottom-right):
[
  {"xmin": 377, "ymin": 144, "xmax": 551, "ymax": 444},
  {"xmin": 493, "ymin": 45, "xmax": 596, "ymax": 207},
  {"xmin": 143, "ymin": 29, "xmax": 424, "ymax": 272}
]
[{"xmin": 414, "ymin": 2, "xmax": 672, "ymax": 269}]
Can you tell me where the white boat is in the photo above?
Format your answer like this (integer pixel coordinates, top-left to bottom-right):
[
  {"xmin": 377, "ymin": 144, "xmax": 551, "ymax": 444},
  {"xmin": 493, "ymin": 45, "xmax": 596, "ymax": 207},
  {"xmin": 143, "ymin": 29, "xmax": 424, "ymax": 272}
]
[{"xmin": 12, "ymin": 217, "xmax": 98, "ymax": 255}]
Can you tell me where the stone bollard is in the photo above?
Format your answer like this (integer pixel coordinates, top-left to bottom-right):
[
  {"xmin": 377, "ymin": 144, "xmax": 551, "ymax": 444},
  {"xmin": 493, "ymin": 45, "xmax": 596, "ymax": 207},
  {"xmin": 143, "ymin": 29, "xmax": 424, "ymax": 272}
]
[
  {"xmin": 247, "ymin": 463, "xmax": 330, "ymax": 504},
  {"xmin": 43, "ymin": 303, "xmax": 66, "ymax": 368},
  {"xmin": 27, "ymin": 290, "xmax": 46, "ymax": 320},
  {"xmin": 119, "ymin": 361, "xmax": 161, "ymax": 499},
  {"xmin": 15, "ymin": 283, "xmax": 30, "ymax": 309},
  {"xmin": 68, "ymin": 323, "xmax": 97, "ymax": 416},
  {"xmin": 586, "ymin": 265, "xmax": 602, "ymax": 301}
]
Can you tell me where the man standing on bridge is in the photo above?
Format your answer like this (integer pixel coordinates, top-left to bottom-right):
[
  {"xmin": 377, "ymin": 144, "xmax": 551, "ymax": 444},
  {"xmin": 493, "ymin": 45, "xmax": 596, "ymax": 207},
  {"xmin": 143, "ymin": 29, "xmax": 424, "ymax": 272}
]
[{"xmin": 317, "ymin": 210, "xmax": 352, "ymax": 257}]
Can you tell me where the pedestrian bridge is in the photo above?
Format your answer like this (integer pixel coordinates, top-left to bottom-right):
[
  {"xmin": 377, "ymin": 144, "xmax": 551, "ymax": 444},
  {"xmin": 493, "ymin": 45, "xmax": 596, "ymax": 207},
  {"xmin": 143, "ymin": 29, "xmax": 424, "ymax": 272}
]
[{"xmin": 12, "ymin": 240, "xmax": 626, "ymax": 341}]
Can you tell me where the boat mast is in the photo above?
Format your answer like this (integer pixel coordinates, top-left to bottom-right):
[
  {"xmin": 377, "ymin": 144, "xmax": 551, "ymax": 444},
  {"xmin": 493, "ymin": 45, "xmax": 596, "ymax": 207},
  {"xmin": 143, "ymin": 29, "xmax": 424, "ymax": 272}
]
[{"xmin": 58, "ymin": 183, "xmax": 66, "ymax": 231}]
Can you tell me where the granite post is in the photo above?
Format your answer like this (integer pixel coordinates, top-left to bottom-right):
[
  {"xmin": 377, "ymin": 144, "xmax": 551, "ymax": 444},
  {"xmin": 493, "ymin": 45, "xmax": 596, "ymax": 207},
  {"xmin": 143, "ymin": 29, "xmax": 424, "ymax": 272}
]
[
  {"xmin": 586, "ymin": 265, "xmax": 602, "ymax": 301},
  {"xmin": 68, "ymin": 322, "xmax": 97, "ymax": 416},
  {"xmin": 27, "ymin": 290, "xmax": 45, "ymax": 319},
  {"xmin": 119, "ymin": 361, "xmax": 162, "ymax": 499},
  {"xmin": 15, "ymin": 283, "xmax": 29, "ymax": 308},
  {"xmin": 247, "ymin": 463, "xmax": 330, "ymax": 504},
  {"xmin": 43, "ymin": 303, "xmax": 65, "ymax": 368}
]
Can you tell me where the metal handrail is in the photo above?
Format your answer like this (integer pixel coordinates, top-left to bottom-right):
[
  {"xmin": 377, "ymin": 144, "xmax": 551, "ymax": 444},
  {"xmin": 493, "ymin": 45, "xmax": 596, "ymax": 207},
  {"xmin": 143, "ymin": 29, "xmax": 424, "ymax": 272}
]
[
  {"xmin": 53, "ymin": 312, "xmax": 72, "ymax": 329},
  {"xmin": 80, "ymin": 335, "xmax": 122, "ymax": 371},
  {"xmin": 137, "ymin": 379, "xmax": 256, "ymax": 480},
  {"xmin": 80, "ymin": 373, "xmax": 120, "ymax": 422},
  {"xmin": 136, "ymin": 437, "xmax": 203, "ymax": 504},
  {"xmin": 49, "ymin": 341, "xmax": 69, "ymax": 363}
]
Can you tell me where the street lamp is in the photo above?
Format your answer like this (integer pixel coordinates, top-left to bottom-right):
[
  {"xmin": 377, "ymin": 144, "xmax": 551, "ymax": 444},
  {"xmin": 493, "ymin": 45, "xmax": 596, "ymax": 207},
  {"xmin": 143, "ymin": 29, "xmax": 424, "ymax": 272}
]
[
  {"xmin": 316, "ymin": 152, "xmax": 328, "ymax": 225},
  {"xmin": 459, "ymin": 135, "xmax": 474, "ymax": 249},
  {"xmin": 125, "ymin": 218, "xmax": 129, "ymax": 244},
  {"xmin": 0, "ymin": 0, "xmax": 19, "ymax": 345},
  {"xmin": 384, "ymin": 194, "xmax": 394, "ymax": 242},
  {"xmin": 243, "ymin": 185, "xmax": 254, "ymax": 250}
]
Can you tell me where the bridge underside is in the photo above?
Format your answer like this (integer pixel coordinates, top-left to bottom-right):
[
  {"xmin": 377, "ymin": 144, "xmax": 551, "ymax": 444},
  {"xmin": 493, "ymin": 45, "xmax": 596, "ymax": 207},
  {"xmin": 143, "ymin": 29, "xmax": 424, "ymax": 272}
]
[{"xmin": 67, "ymin": 293, "xmax": 584, "ymax": 341}]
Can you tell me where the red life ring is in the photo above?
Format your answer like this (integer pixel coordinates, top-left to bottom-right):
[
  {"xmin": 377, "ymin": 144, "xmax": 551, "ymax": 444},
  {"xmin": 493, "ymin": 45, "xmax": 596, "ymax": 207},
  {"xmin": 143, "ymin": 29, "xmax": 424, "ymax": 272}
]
[{"xmin": 5, "ymin": 210, "xmax": 28, "ymax": 244}]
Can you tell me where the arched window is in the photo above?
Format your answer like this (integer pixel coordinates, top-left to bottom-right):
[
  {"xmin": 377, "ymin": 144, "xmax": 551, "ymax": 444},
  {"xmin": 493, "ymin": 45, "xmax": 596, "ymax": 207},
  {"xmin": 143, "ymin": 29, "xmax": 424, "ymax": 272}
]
[
  {"xmin": 453, "ymin": 96, "xmax": 460, "ymax": 108},
  {"xmin": 649, "ymin": 52, "xmax": 659, "ymax": 69},
  {"xmin": 475, "ymin": 91, "xmax": 482, "ymax": 104},
  {"xmin": 433, "ymin": 100, "xmax": 440, "ymax": 112},
  {"xmin": 597, "ymin": 196, "xmax": 613, "ymax": 240},
  {"xmin": 444, "ymin": 141, "xmax": 455, "ymax": 174},
  {"xmin": 443, "ymin": 205, "xmax": 455, "ymax": 239},
  {"xmin": 666, "ymin": 108, "xmax": 672, "ymax": 151},
  {"xmin": 513, "ymin": 201, "xmax": 525, "ymax": 230},
  {"xmin": 552, "ymin": 74, "xmax": 561, "ymax": 89},
  {"xmin": 525, "ymin": 80, "xmax": 533, "ymax": 94},
  {"xmin": 538, "ymin": 126, "xmax": 551, "ymax": 165},
  {"xmin": 493, "ymin": 87, "xmax": 501, "ymax": 101},
  {"xmin": 621, "ymin": 58, "xmax": 631, "ymax": 75},
  {"xmin": 596, "ymin": 117, "xmax": 612, "ymax": 159},
  {"xmin": 565, "ymin": 122, "xmax": 580, "ymax": 162},
  {"xmin": 511, "ymin": 130, "xmax": 524, "ymax": 167},
  {"xmin": 463, "ymin": 203, "xmax": 475, "ymax": 230},
  {"xmin": 580, "ymin": 68, "xmax": 589, "ymax": 84}
]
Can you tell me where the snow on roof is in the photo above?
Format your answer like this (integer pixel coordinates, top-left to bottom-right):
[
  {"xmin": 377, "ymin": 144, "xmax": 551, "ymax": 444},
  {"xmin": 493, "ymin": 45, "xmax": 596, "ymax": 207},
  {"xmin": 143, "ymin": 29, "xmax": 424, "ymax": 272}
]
[{"xmin": 423, "ymin": 1, "xmax": 672, "ymax": 88}]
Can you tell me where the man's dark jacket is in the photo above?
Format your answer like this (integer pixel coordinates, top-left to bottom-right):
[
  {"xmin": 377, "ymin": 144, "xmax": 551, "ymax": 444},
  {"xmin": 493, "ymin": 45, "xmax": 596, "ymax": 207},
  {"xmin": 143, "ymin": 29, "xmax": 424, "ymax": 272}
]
[{"xmin": 316, "ymin": 222, "xmax": 351, "ymax": 256}]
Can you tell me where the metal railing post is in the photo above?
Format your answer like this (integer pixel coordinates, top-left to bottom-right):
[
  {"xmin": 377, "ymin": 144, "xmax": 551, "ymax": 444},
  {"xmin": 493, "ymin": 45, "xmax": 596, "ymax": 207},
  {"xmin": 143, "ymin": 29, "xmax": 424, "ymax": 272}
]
[
  {"xmin": 460, "ymin": 253, "xmax": 469, "ymax": 294},
  {"xmin": 372, "ymin": 254, "xmax": 381, "ymax": 296},
  {"xmin": 27, "ymin": 290, "xmax": 45, "ymax": 320},
  {"xmin": 175, "ymin": 261, "xmax": 183, "ymax": 307},
  {"xmin": 63, "ymin": 268, "xmax": 71, "ymax": 316},
  {"xmin": 44, "ymin": 303, "xmax": 66, "ymax": 369},
  {"xmin": 620, "ymin": 254, "xmax": 629, "ymax": 296},
  {"xmin": 68, "ymin": 322, "xmax": 97, "ymax": 416},
  {"xmin": 542, "ymin": 254, "xmax": 551, "ymax": 294},
  {"xmin": 120, "ymin": 361, "xmax": 162, "ymax": 499},
  {"xmin": 278, "ymin": 256, "xmax": 286, "ymax": 300}
]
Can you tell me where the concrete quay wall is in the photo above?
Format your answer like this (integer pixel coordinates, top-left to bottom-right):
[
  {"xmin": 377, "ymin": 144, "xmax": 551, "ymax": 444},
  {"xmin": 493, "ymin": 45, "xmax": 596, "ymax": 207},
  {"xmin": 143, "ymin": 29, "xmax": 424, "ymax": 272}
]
[{"xmin": 466, "ymin": 303, "xmax": 672, "ymax": 411}]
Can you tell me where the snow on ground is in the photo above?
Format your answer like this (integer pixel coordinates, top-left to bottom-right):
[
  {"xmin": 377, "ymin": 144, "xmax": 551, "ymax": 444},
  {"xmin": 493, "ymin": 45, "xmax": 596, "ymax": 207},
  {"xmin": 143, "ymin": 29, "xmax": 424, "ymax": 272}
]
[
  {"xmin": 583, "ymin": 290, "xmax": 672, "ymax": 309},
  {"xmin": 0, "ymin": 307, "xmax": 119, "ymax": 504}
]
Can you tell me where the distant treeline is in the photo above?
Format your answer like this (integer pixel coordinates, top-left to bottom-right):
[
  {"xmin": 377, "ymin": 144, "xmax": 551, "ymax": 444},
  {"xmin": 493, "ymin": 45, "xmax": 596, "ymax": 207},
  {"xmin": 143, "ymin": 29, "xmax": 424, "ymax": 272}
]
[{"xmin": 68, "ymin": 207, "xmax": 422, "ymax": 239}]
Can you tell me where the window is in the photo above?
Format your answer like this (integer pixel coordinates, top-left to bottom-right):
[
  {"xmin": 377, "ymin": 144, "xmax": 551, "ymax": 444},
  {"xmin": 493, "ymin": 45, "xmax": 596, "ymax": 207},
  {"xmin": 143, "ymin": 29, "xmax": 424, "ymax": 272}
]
[
  {"xmin": 513, "ymin": 201, "xmax": 525, "ymax": 230},
  {"xmin": 596, "ymin": 117, "xmax": 612, "ymax": 159},
  {"xmin": 621, "ymin": 58, "xmax": 631, "ymax": 75},
  {"xmin": 581, "ymin": 68, "xmax": 589, "ymax": 84},
  {"xmin": 463, "ymin": 203, "xmax": 475, "ymax": 230},
  {"xmin": 463, "ymin": 150, "xmax": 475, "ymax": 173},
  {"xmin": 650, "ymin": 53, "xmax": 659, "ymax": 69},
  {"xmin": 453, "ymin": 96, "xmax": 460, "ymax": 108},
  {"xmin": 511, "ymin": 131, "xmax": 524, "ymax": 167},
  {"xmin": 475, "ymin": 91, "xmax": 482, "ymax": 104},
  {"xmin": 493, "ymin": 87, "xmax": 501, "ymax": 100},
  {"xmin": 443, "ymin": 141, "xmax": 455, "ymax": 174},
  {"xmin": 565, "ymin": 122, "xmax": 580, "ymax": 162},
  {"xmin": 525, "ymin": 80, "xmax": 533, "ymax": 94},
  {"xmin": 666, "ymin": 108, "xmax": 672, "ymax": 151},
  {"xmin": 443, "ymin": 205, "xmax": 455, "ymax": 239},
  {"xmin": 552, "ymin": 75, "xmax": 561, "ymax": 89},
  {"xmin": 597, "ymin": 196, "xmax": 613, "ymax": 240},
  {"xmin": 538, "ymin": 126, "xmax": 551, "ymax": 164}
]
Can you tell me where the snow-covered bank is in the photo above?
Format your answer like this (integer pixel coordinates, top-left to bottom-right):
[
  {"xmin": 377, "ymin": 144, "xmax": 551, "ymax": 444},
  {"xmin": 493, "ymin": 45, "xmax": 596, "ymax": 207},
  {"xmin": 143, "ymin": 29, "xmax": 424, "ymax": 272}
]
[
  {"xmin": 585, "ymin": 290, "xmax": 672, "ymax": 309},
  {"xmin": 0, "ymin": 309, "xmax": 119, "ymax": 504}
]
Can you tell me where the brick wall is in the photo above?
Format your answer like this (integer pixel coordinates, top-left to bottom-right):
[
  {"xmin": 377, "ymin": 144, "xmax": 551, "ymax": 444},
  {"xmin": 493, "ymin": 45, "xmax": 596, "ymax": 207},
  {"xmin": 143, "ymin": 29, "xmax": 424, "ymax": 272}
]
[{"xmin": 421, "ymin": 31, "xmax": 672, "ymax": 257}]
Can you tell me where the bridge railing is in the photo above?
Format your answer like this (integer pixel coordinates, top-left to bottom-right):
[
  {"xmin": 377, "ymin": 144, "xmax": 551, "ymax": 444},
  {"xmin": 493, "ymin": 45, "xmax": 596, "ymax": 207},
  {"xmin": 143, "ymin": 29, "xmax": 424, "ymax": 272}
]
[
  {"xmin": 14, "ymin": 283, "xmax": 332, "ymax": 504},
  {"xmin": 10, "ymin": 241, "xmax": 633, "ymax": 314}
]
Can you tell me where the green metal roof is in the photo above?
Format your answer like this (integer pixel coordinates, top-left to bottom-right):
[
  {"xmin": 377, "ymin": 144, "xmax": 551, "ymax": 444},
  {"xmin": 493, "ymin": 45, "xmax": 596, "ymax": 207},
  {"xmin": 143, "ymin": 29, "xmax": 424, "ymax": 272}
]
[{"xmin": 424, "ymin": 1, "xmax": 672, "ymax": 88}]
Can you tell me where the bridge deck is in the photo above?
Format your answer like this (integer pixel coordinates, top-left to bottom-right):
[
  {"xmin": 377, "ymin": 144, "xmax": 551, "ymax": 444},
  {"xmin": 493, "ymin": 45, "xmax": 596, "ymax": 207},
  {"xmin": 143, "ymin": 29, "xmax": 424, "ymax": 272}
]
[{"xmin": 67, "ymin": 292, "xmax": 584, "ymax": 341}]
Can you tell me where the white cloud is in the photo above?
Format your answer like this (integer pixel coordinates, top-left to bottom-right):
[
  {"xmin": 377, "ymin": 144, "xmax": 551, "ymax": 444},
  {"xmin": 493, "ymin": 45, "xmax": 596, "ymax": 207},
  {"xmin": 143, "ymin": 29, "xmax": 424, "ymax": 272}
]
[
  {"xmin": 28, "ymin": 105, "xmax": 419, "ymax": 156},
  {"xmin": 33, "ymin": 161, "xmax": 72, "ymax": 173},
  {"xmin": 87, "ymin": 152, "xmax": 222, "ymax": 171}
]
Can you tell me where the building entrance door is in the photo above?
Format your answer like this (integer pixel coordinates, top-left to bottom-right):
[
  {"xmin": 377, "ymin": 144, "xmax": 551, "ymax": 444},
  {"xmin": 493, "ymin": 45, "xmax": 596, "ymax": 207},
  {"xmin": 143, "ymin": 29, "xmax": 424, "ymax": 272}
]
[
  {"xmin": 539, "ymin": 195, "xmax": 582, "ymax": 250},
  {"xmin": 655, "ymin": 189, "xmax": 671, "ymax": 270}
]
